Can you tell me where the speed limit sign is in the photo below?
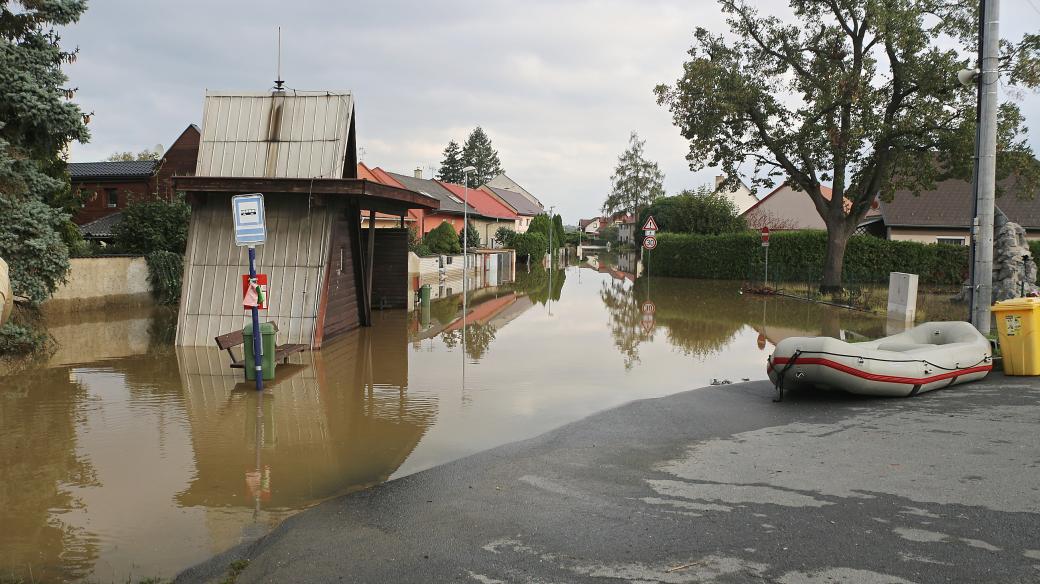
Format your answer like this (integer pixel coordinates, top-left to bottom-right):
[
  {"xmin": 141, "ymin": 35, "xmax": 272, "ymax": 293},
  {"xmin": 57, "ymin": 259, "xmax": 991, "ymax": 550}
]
[{"xmin": 643, "ymin": 236, "xmax": 657, "ymax": 251}]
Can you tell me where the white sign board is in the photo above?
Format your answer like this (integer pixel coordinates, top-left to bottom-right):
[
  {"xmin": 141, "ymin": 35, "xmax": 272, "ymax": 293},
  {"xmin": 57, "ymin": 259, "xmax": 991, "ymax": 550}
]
[{"xmin": 232, "ymin": 193, "xmax": 266, "ymax": 246}]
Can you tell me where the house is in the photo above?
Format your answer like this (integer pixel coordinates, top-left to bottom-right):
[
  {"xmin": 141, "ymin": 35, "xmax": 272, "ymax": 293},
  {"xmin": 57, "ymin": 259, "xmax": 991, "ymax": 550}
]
[
  {"xmin": 714, "ymin": 175, "xmax": 759, "ymax": 215},
  {"xmin": 618, "ymin": 219, "xmax": 638, "ymax": 245},
  {"xmin": 875, "ymin": 177, "xmax": 1040, "ymax": 244},
  {"xmin": 69, "ymin": 124, "xmax": 200, "ymax": 225},
  {"xmin": 579, "ymin": 217, "xmax": 602, "ymax": 235},
  {"xmin": 357, "ymin": 163, "xmax": 419, "ymax": 229},
  {"xmin": 69, "ymin": 160, "xmax": 157, "ymax": 225},
  {"xmin": 479, "ymin": 185, "xmax": 543, "ymax": 233},
  {"xmin": 173, "ymin": 90, "xmax": 440, "ymax": 348},
  {"xmin": 383, "ymin": 168, "xmax": 479, "ymax": 236},
  {"xmin": 741, "ymin": 183, "xmax": 834, "ymax": 230},
  {"xmin": 486, "ymin": 173, "xmax": 542, "ymax": 209},
  {"xmin": 437, "ymin": 180, "xmax": 519, "ymax": 246}
]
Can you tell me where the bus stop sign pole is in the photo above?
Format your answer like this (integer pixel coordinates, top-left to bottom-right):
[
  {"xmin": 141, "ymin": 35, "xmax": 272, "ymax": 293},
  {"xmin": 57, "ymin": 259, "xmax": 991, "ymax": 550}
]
[
  {"xmin": 233, "ymin": 194, "xmax": 267, "ymax": 391},
  {"xmin": 248, "ymin": 246, "xmax": 263, "ymax": 391}
]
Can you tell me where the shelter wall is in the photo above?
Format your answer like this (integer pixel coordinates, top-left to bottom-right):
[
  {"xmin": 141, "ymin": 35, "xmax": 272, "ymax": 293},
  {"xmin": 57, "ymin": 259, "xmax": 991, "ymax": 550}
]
[
  {"xmin": 362, "ymin": 228, "xmax": 409, "ymax": 309},
  {"xmin": 176, "ymin": 193, "xmax": 333, "ymax": 347},
  {"xmin": 322, "ymin": 216, "xmax": 361, "ymax": 340}
]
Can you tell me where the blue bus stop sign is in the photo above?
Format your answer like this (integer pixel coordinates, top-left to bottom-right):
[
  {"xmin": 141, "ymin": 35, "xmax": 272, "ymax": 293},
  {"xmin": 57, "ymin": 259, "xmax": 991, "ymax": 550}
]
[{"xmin": 232, "ymin": 194, "xmax": 266, "ymax": 246}]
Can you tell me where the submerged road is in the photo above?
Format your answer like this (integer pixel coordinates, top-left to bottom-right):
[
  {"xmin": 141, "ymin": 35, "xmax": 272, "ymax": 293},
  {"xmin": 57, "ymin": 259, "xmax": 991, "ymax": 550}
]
[{"xmin": 178, "ymin": 374, "xmax": 1040, "ymax": 583}]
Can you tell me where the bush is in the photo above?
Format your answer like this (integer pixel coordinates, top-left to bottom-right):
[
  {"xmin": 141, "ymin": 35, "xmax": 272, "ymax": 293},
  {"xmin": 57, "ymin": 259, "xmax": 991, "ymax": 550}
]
[
  {"xmin": 113, "ymin": 197, "xmax": 191, "ymax": 254},
  {"xmin": 146, "ymin": 250, "xmax": 183, "ymax": 305},
  {"xmin": 513, "ymin": 232, "xmax": 548, "ymax": 264},
  {"xmin": 424, "ymin": 221, "xmax": 462, "ymax": 255},
  {"xmin": 495, "ymin": 226, "xmax": 517, "ymax": 248},
  {"xmin": 646, "ymin": 230, "xmax": 969, "ymax": 286},
  {"xmin": 0, "ymin": 322, "xmax": 49, "ymax": 356},
  {"xmin": 0, "ymin": 195, "xmax": 71, "ymax": 305}
]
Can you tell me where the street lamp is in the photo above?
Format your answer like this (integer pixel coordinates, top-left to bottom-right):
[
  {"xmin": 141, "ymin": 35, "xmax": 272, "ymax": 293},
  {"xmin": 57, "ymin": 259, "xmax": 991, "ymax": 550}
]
[
  {"xmin": 462, "ymin": 166, "xmax": 476, "ymax": 293},
  {"xmin": 461, "ymin": 166, "xmax": 477, "ymax": 402}
]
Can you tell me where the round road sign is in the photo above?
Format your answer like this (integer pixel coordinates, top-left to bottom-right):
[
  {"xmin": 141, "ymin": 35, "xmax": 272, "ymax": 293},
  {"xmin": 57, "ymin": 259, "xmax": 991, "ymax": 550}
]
[
  {"xmin": 643, "ymin": 235, "xmax": 658, "ymax": 251},
  {"xmin": 642, "ymin": 301, "xmax": 656, "ymax": 315}
]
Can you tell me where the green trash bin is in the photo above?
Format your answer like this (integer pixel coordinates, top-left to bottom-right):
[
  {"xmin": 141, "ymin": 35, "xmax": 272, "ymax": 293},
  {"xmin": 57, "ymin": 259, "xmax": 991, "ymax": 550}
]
[
  {"xmin": 243, "ymin": 321, "xmax": 277, "ymax": 381},
  {"xmin": 419, "ymin": 284, "xmax": 432, "ymax": 306}
]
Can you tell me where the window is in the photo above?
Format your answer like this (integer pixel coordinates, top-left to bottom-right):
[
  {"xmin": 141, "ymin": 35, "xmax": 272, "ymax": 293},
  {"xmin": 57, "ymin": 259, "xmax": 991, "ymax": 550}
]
[
  {"xmin": 447, "ymin": 194, "xmax": 464, "ymax": 204},
  {"xmin": 936, "ymin": 237, "xmax": 966, "ymax": 246},
  {"xmin": 105, "ymin": 188, "xmax": 118, "ymax": 208}
]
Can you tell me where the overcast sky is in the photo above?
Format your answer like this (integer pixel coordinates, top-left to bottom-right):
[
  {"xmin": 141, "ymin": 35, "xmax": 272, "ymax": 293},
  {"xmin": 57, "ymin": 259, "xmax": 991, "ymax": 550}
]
[{"xmin": 63, "ymin": 0, "xmax": 1040, "ymax": 222}]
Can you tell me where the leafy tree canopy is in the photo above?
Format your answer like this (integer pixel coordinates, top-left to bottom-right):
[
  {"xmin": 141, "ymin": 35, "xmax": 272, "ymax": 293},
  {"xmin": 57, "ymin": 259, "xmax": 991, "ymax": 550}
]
[
  {"xmin": 603, "ymin": 132, "xmax": 665, "ymax": 218},
  {"xmin": 462, "ymin": 126, "xmax": 504, "ymax": 187},
  {"xmin": 0, "ymin": 195, "xmax": 70, "ymax": 304},
  {"xmin": 640, "ymin": 185, "xmax": 746, "ymax": 236},
  {"xmin": 655, "ymin": 0, "xmax": 1040, "ymax": 290},
  {"xmin": 106, "ymin": 144, "xmax": 163, "ymax": 161},
  {"xmin": 113, "ymin": 198, "xmax": 191, "ymax": 254}
]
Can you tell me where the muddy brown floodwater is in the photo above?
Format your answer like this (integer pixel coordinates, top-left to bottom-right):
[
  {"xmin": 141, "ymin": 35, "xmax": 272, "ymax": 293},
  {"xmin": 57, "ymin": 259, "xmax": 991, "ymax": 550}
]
[{"xmin": 0, "ymin": 255, "xmax": 965, "ymax": 582}]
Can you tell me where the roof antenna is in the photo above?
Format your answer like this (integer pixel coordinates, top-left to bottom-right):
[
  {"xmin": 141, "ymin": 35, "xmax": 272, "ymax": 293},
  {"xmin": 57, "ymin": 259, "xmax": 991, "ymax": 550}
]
[{"xmin": 274, "ymin": 26, "xmax": 285, "ymax": 92}]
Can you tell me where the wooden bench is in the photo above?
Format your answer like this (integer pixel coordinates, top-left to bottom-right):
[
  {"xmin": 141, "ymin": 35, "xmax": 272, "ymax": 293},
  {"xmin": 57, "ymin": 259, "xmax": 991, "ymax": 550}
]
[{"xmin": 214, "ymin": 325, "xmax": 307, "ymax": 369}]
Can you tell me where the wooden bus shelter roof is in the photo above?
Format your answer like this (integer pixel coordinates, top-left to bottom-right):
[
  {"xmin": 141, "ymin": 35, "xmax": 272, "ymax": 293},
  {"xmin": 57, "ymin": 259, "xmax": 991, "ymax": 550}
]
[{"xmin": 173, "ymin": 176, "xmax": 440, "ymax": 214}]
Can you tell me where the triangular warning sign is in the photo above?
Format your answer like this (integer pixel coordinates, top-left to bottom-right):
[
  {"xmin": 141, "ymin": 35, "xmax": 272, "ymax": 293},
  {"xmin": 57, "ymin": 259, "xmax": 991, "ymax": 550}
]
[{"xmin": 642, "ymin": 216, "xmax": 658, "ymax": 231}]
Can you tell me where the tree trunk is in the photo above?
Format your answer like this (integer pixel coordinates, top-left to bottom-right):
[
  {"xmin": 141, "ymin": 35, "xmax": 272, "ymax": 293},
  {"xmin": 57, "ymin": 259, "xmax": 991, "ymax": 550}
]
[{"xmin": 821, "ymin": 221, "xmax": 850, "ymax": 294}]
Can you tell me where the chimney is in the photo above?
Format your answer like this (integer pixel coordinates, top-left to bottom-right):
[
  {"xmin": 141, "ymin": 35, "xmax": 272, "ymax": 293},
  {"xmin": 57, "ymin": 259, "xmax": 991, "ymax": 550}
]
[
  {"xmin": 414, "ymin": 167, "xmax": 423, "ymax": 179},
  {"xmin": 715, "ymin": 175, "xmax": 725, "ymax": 187}
]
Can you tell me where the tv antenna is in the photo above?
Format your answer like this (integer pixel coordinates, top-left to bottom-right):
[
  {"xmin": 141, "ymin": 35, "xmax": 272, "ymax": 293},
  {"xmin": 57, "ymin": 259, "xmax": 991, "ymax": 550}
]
[{"xmin": 274, "ymin": 26, "xmax": 285, "ymax": 92}]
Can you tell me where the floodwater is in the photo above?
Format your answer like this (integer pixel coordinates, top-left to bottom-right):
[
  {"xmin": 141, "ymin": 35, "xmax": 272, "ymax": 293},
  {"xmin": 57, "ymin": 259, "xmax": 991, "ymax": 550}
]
[{"xmin": 0, "ymin": 253, "xmax": 964, "ymax": 583}]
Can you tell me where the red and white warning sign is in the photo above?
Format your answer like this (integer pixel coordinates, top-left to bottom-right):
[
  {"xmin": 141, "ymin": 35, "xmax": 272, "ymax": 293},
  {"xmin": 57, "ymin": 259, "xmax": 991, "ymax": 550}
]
[
  {"xmin": 242, "ymin": 274, "xmax": 269, "ymax": 310},
  {"xmin": 642, "ymin": 216, "xmax": 659, "ymax": 231},
  {"xmin": 760, "ymin": 226, "xmax": 770, "ymax": 247}
]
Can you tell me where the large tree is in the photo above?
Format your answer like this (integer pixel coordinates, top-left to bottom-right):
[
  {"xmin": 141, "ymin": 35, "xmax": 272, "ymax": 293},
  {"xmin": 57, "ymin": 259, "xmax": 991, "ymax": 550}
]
[
  {"xmin": 603, "ymin": 132, "xmax": 665, "ymax": 220},
  {"xmin": 436, "ymin": 139, "xmax": 465, "ymax": 184},
  {"xmin": 655, "ymin": 0, "xmax": 1040, "ymax": 291},
  {"xmin": 106, "ymin": 144, "xmax": 163, "ymax": 161},
  {"xmin": 461, "ymin": 126, "xmax": 503, "ymax": 187},
  {"xmin": 0, "ymin": 0, "xmax": 90, "ymax": 303}
]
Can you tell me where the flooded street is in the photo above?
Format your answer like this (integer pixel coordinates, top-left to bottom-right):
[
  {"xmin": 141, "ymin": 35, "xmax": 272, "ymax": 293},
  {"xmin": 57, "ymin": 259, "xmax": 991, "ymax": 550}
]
[{"xmin": 0, "ymin": 257, "xmax": 964, "ymax": 583}]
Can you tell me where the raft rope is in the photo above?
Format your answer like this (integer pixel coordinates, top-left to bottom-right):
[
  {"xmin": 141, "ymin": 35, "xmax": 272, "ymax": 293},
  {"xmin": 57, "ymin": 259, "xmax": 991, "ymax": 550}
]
[
  {"xmin": 772, "ymin": 349, "xmax": 992, "ymax": 372},
  {"xmin": 772, "ymin": 349, "xmax": 802, "ymax": 403}
]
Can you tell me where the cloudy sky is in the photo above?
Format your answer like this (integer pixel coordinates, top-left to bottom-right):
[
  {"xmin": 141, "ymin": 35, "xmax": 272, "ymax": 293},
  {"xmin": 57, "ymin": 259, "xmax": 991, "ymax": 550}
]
[{"xmin": 63, "ymin": 0, "xmax": 1039, "ymax": 222}]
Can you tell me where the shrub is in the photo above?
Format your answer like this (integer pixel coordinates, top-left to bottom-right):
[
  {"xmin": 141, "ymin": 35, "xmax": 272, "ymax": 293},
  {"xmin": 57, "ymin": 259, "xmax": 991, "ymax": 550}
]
[
  {"xmin": 0, "ymin": 195, "xmax": 71, "ymax": 305},
  {"xmin": 646, "ymin": 230, "xmax": 969, "ymax": 286},
  {"xmin": 495, "ymin": 226, "xmax": 517, "ymax": 248},
  {"xmin": 0, "ymin": 322, "xmax": 50, "ymax": 356},
  {"xmin": 424, "ymin": 221, "xmax": 462, "ymax": 255},
  {"xmin": 146, "ymin": 250, "xmax": 183, "ymax": 305},
  {"xmin": 513, "ymin": 232, "xmax": 548, "ymax": 264},
  {"xmin": 113, "ymin": 197, "xmax": 191, "ymax": 254}
]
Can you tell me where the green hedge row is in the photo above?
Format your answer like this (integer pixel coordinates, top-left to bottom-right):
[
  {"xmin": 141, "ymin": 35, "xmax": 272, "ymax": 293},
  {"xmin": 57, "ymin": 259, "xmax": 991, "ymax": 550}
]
[{"xmin": 646, "ymin": 230, "xmax": 968, "ymax": 285}]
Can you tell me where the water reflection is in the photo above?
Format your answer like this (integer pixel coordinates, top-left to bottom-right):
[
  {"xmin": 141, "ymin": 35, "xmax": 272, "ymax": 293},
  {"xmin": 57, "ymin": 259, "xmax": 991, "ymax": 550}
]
[{"xmin": 0, "ymin": 256, "xmax": 967, "ymax": 582}]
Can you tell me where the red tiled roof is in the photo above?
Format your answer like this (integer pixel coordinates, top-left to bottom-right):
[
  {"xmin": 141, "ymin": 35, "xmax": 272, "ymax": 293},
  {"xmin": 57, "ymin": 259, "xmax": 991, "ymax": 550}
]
[{"xmin": 438, "ymin": 181, "xmax": 519, "ymax": 220}]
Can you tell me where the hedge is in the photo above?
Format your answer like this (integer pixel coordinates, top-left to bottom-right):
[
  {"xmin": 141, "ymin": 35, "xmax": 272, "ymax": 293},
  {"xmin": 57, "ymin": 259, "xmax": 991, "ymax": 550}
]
[{"xmin": 646, "ymin": 230, "xmax": 968, "ymax": 285}]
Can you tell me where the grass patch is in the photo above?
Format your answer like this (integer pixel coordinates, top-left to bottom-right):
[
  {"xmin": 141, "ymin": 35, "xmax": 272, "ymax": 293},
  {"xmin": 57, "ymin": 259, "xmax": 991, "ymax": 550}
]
[{"xmin": 218, "ymin": 560, "xmax": 250, "ymax": 584}]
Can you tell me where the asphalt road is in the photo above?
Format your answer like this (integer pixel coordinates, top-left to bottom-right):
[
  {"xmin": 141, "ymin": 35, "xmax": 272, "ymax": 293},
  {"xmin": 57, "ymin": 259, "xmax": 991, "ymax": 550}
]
[{"xmin": 177, "ymin": 373, "xmax": 1040, "ymax": 583}]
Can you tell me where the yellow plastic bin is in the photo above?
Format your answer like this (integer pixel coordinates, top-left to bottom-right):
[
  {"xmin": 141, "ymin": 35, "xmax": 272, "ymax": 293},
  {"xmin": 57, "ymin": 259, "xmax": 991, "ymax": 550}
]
[{"xmin": 992, "ymin": 297, "xmax": 1040, "ymax": 375}]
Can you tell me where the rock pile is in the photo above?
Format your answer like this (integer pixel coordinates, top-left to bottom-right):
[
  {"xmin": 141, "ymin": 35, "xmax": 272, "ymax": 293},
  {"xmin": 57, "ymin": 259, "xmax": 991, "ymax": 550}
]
[{"xmin": 991, "ymin": 215, "xmax": 1038, "ymax": 301}]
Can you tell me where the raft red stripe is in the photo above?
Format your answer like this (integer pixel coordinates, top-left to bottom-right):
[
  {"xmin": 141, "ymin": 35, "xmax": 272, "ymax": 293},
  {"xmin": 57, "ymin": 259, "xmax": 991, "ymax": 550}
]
[{"xmin": 770, "ymin": 357, "xmax": 991, "ymax": 385}]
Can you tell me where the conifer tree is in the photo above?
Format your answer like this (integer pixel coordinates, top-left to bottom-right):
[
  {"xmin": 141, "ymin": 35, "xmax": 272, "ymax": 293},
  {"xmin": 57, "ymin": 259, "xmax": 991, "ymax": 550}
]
[
  {"xmin": 461, "ymin": 126, "xmax": 504, "ymax": 187},
  {"xmin": 0, "ymin": 0, "xmax": 90, "ymax": 303},
  {"xmin": 436, "ymin": 140, "xmax": 465, "ymax": 184}
]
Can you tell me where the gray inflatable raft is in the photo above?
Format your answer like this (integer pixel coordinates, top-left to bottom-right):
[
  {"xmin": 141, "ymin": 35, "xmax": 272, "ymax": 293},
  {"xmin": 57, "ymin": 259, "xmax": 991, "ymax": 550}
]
[{"xmin": 768, "ymin": 321, "xmax": 992, "ymax": 397}]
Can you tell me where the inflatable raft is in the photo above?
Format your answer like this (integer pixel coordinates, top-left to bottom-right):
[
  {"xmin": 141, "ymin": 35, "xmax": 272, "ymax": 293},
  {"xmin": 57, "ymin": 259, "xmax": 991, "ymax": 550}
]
[{"xmin": 768, "ymin": 321, "xmax": 992, "ymax": 398}]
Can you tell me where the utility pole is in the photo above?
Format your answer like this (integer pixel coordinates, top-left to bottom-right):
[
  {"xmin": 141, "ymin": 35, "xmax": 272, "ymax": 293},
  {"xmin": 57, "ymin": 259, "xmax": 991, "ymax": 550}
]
[{"xmin": 971, "ymin": 0, "xmax": 999, "ymax": 334}]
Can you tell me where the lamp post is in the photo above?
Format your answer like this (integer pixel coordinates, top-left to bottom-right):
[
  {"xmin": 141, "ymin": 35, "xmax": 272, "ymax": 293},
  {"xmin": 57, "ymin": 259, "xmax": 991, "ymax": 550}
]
[{"xmin": 461, "ymin": 166, "xmax": 476, "ymax": 400}]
